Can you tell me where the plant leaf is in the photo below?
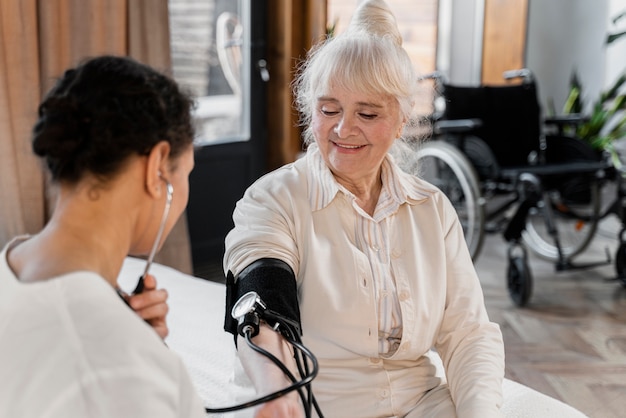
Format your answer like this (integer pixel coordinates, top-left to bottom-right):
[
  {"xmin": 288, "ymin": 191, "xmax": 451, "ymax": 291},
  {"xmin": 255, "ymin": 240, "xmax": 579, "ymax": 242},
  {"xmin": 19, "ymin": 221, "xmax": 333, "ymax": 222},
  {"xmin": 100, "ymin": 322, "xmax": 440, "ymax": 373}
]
[
  {"xmin": 607, "ymin": 31, "xmax": 626, "ymax": 45},
  {"xmin": 612, "ymin": 11, "xmax": 626, "ymax": 25},
  {"xmin": 563, "ymin": 87, "xmax": 581, "ymax": 114}
]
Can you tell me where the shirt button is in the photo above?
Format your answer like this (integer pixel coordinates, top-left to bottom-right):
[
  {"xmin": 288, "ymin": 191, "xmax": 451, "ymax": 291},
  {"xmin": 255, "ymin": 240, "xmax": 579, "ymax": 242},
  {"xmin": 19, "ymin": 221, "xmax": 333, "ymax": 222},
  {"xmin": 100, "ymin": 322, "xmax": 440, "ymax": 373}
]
[
  {"xmin": 391, "ymin": 248, "xmax": 401, "ymax": 258},
  {"xmin": 372, "ymin": 244, "xmax": 380, "ymax": 252},
  {"xmin": 379, "ymin": 389, "xmax": 389, "ymax": 398},
  {"xmin": 399, "ymin": 291, "xmax": 409, "ymax": 301},
  {"xmin": 370, "ymin": 357, "xmax": 381, "ymax": 364}
]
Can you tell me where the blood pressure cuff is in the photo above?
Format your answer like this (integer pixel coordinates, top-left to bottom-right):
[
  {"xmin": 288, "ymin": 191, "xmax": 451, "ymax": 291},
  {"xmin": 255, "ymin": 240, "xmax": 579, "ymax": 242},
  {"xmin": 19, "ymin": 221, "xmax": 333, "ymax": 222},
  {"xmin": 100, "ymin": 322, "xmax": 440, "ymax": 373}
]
[{"xmin": 224, "ymin": 258, "xmax": 301, "ymax": 340}]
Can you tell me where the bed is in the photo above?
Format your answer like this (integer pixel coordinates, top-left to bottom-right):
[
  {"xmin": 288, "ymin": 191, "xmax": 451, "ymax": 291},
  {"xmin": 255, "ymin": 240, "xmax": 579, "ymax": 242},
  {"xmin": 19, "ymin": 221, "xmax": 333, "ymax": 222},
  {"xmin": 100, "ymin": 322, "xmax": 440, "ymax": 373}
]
[{"xmin": 118, "ymin": 257, "xmax": 588, "ymax": 418}]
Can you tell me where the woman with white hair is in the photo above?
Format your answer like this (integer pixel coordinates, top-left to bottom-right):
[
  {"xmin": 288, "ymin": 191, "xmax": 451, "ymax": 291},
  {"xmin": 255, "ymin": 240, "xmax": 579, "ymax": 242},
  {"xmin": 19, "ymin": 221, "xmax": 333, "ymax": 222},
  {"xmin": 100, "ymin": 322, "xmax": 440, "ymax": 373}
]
[{"xmin": 223, "ymin": 1, "xmax": 505, "ymax": 416}]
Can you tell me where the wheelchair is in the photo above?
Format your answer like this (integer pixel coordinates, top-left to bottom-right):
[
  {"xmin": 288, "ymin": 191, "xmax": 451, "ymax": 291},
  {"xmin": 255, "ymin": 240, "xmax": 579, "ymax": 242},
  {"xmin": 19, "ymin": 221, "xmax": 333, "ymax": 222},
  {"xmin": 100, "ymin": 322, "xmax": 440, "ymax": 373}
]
[{"xmin": 410, "ymin": 69, "xmax": 626, "ymax": 306}]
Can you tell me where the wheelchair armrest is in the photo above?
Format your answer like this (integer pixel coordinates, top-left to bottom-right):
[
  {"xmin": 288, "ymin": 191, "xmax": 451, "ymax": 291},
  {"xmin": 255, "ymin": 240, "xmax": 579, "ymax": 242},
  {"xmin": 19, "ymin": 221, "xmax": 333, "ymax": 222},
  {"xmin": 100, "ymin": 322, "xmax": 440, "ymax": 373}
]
[
  {"xmin": 543, "ymin": 114, "xmax": 588, "ymax": 127},
  {"xmin": 543, "ymin": 114, "xmax": 589, "ymax": 135},
  {"xmin": 434, "ymin": 118, "xmax": 482, "ymax": 134}
]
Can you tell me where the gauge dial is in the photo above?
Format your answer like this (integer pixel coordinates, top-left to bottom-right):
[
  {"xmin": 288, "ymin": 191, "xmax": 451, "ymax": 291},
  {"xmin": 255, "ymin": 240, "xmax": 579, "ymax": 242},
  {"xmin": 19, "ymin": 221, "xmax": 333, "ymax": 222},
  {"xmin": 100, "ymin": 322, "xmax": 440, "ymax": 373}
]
[{"xmin": 231, "ymin": 291, "xmax": 261, "ymax": 320}]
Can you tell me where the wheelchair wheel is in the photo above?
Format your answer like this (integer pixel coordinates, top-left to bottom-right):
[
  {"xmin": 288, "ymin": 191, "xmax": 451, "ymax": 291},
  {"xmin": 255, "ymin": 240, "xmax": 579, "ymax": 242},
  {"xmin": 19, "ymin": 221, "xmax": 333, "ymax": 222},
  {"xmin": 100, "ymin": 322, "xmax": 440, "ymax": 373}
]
[
  {"xmin": 523, "ymin": 135, "xmax": 604, "ymax": 261},
  {"xmin": 507, "ymin": 256, "xmax": 532, "ymax": 307},
  {"xmin": 522, "ymin": 180, "xmax": 600, "ymax": 261},
  {"xmin": 615, "ymin": 242, "xmax": 626, "ymax": 286},
  {"xmin": 414, "ymin": 141, "xmax": 485, "ymax": 260}
]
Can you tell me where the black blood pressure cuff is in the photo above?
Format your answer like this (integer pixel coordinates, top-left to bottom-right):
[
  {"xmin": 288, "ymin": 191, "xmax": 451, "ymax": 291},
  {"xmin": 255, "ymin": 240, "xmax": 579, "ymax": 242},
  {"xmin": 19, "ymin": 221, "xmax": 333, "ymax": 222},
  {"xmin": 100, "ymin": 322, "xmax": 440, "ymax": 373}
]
[{"xmin": 224, "ymin": 258, "xmax": 301, "ymax": 339}]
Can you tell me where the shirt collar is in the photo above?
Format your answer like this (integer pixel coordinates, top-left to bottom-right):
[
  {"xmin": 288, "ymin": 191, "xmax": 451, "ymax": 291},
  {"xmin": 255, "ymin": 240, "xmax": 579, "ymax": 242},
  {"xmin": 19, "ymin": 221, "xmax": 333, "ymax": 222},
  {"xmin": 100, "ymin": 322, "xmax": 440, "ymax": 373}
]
[{"xmin": 306, "ymin": 143, "xmax": 432, "ymax": 212}]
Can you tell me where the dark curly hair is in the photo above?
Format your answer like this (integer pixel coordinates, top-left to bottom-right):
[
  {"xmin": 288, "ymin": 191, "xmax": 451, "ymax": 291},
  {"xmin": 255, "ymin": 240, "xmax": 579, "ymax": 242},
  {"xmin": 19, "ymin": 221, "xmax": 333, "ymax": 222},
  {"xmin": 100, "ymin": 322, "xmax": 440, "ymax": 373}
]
[{"xmin": 32, "ymin": 55, "xmax": 195, "ymax": 183}]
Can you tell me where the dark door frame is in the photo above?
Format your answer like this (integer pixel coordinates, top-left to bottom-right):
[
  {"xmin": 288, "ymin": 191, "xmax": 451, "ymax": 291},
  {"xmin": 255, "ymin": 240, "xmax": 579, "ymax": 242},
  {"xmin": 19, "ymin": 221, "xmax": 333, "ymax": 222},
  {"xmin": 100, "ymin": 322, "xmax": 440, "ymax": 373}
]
[{"xmin": 185, "ymin": 0, "xmax": 268, "ymax": 277}]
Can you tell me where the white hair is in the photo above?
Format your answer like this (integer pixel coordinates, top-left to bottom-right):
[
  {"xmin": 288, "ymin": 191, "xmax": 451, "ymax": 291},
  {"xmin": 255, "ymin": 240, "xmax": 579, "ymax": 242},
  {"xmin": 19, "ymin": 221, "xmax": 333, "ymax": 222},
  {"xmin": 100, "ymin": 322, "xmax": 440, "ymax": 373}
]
[{"xmin": 293, "ymin": 0, "xmax": 421, "ymax": 146}]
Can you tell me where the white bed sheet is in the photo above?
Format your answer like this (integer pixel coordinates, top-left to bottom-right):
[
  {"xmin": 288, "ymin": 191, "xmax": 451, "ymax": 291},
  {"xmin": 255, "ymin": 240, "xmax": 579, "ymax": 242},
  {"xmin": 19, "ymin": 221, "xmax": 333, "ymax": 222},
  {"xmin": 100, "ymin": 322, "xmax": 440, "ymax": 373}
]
[{"xmin": 118, "ymin": 257, "xmax": 588, "ymax": 418}]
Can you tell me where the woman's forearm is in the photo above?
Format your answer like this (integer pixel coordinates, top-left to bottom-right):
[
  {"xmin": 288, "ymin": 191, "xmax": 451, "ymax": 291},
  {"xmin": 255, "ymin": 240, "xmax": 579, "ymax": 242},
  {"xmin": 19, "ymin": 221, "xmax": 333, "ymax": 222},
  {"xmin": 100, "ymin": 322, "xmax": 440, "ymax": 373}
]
[{"xmin": 237, "ymin": 323, "xmax": 301, "ymax": 397}]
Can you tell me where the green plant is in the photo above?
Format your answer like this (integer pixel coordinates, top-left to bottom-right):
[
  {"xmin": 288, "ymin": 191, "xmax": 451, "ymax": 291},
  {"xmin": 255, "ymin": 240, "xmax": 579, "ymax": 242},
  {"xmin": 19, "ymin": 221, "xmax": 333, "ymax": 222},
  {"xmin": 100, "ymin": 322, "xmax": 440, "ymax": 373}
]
[
  {"xmin": 326, "ymin": 18, "xmax": 338, "ymax": 38},
  {"xmin": 607, "ymin": 11, "xmax": 626, "ymax": 44},
  {"xmin": 561, "ymin": 11, "xmax": 626, "ymax": 168},
  {"xmin": 563, "ymin": 71, "xmax": 626, "ymax": 167}
]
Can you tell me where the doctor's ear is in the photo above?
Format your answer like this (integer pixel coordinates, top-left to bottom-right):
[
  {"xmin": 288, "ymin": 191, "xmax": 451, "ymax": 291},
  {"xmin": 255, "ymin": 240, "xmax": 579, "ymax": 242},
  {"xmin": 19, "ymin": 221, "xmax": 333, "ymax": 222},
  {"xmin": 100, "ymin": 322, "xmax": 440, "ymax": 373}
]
[{"xmin": 145, "ymin": 141, "xmax": 171, "ymax": 197}]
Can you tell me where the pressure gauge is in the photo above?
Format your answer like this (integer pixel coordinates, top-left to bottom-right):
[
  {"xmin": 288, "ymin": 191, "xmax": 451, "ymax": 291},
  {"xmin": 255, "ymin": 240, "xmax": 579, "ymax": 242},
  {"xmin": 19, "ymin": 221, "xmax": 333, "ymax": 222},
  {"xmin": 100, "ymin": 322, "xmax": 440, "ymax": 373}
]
[{"xmin": 231, "ymin": 291, "xmax": 266, "ymax": 321}]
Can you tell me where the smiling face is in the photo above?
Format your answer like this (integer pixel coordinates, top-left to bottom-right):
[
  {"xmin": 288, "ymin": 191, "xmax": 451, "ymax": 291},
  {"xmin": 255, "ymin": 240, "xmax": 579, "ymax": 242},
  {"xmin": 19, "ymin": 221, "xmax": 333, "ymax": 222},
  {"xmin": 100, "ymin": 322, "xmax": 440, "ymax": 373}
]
[{"xmin": 311, "ymin": 85, "xmax": 405, "ymax": 190}]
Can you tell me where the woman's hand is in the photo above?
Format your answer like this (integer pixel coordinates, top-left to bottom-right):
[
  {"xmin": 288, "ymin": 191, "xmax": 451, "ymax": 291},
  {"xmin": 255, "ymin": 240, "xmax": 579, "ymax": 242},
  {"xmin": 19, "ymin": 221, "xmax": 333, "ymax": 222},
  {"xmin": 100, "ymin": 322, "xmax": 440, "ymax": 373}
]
[
  {"xmin": 254, "ymin": 398, "xmax": 304, "ymax": 418},
  {"xmin": 237, "ymin": 325, "xmax": 304, "ymax": 417},
  {"xmin": 128, "ymin": 274, "xmax": 169, "ymax": 339}
]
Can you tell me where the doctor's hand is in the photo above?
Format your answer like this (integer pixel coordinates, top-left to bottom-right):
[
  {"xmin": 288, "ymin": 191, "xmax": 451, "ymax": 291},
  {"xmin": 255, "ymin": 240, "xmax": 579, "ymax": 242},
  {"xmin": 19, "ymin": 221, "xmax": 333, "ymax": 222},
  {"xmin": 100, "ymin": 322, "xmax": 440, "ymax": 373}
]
[{"xmin": 128, "ymin": 274, "xmax": 169, "ymax": 339}]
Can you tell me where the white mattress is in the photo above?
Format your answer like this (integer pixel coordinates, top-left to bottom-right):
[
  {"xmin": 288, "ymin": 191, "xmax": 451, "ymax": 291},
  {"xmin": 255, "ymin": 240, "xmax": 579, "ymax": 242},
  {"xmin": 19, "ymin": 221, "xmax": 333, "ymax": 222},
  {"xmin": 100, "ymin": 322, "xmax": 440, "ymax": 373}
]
[{"xmin": 118, "ymin": 257, "xmax": 588, "ymax": 418}]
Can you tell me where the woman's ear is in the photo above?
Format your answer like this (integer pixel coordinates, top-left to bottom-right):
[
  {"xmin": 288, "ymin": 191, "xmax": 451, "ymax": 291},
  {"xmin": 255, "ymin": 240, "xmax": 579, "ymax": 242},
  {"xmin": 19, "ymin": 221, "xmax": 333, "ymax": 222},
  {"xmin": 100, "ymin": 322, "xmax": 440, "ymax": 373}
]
[
  {"xmin": 397, "ymin": 119, "xmax": 407, "ymax": 138},
  {"xmin": 145, "ymin": 141, "xmax": 171, "ymax": 198}
]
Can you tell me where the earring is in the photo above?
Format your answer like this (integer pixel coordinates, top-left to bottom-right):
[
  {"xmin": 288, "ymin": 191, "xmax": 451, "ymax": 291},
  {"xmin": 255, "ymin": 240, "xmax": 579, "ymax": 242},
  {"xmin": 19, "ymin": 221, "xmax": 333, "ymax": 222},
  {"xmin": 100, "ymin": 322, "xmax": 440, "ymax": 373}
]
[{"xmin": 156, "ymin": 171, "xmax": 164, "ymax": 191}]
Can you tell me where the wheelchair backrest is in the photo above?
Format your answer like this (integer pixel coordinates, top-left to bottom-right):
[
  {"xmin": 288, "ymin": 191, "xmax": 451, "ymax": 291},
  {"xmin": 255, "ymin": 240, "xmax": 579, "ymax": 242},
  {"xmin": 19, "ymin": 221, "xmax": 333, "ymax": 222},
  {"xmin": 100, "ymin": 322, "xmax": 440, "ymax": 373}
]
[{"xmin": 441, "ymin": 82, "xmax": 541, "ymax": 168}]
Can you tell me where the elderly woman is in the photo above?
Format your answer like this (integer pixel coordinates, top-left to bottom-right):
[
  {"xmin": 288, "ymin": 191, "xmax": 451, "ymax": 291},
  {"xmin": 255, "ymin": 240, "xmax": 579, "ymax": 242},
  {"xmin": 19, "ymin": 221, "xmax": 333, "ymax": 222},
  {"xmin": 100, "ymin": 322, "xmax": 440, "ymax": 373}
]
[
  {"xmin": 223, "ymin": 1, "xmax": 505, "ymax": 417},
  {"xmin": 0, "ymin": 56, "xmax": 206, "ymax": 417}
]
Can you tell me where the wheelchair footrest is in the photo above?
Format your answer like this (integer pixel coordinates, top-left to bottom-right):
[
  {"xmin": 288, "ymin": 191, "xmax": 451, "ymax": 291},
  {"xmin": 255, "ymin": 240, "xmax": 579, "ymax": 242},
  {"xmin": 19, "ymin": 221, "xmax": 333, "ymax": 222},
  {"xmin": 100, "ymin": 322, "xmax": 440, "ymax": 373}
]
[
  {"xmin": 605, "ymin": 276, "xmax": 626, "ymax": 287},
  {"xmin": 555, "ymin": 247, "xmax": 611, "ymax": 272}
]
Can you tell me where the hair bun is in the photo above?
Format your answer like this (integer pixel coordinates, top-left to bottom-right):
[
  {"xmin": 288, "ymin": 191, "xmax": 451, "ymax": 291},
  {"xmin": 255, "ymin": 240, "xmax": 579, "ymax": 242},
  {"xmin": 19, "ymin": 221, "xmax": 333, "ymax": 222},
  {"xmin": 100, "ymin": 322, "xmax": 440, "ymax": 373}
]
[
  {"xmin": 32, "ymin": 97, "xmax": 90, "ymax": 160},
  {"xmin": 345, "ymin": 0, "xmax": 402, "ymax": 46}
]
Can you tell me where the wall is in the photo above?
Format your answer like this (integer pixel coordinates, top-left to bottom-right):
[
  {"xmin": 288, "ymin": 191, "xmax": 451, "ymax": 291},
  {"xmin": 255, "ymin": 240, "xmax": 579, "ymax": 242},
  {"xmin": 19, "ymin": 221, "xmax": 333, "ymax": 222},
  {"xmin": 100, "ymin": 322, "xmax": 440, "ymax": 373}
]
[
  {"xmin": 607, "ymin": 0, "xmax": 626, "ymax": 92},
  {"xmin": 326, "ymin": 1, "xmax": 625, "ymax": 118},
  {"xmin": 442, "ymin": 0, "xmax": 625, "ymax": 114},
  {"xmin": 438, "ymin": 0, "xmax": 484, "ymax": 85},
  {"xmin": 526, "ymin": 0, "xmax": 609, "ymax": 114}
]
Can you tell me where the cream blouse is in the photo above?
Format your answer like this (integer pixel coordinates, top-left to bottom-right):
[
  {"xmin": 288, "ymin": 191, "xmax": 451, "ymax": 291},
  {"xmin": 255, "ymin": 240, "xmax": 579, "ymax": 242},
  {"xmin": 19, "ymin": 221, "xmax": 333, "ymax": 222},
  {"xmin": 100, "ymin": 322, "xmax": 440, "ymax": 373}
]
[{"xmin": 225, "ymin": 144, "xmax": 505, "ymax": 417}]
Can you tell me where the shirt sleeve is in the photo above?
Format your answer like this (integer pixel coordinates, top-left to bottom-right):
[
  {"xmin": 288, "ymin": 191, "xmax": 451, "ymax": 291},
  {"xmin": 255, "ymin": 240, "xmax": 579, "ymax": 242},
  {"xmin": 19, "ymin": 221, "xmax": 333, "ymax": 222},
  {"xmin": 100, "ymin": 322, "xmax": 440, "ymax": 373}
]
[
  {"xmin": 434, "ymin": 194, "xmax": 505, "ymax": 418},
  {"xmin": 224, "ymin": 174, "xmax": 301, "ymax": 278}
]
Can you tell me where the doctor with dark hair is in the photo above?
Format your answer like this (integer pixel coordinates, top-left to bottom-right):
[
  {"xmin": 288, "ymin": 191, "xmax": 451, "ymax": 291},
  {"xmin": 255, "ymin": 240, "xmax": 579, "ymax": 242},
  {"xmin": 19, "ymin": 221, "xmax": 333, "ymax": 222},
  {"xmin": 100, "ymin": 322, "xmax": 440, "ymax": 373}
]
[{"xmin": 0, "ymin": 55, "xmax": 206, "ymax": 418}]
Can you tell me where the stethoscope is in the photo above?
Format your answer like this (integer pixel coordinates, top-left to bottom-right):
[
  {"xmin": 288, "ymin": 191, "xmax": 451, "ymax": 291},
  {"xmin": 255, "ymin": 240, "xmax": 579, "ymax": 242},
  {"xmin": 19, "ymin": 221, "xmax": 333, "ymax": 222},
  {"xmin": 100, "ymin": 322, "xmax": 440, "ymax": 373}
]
[
  {"xmin": 203, "ymin": 291, "xmax": 324, "ymax": 417},
  {"xmin": 124, "ymin": 180, "xmax": 324, "ymax": 416},
  {"xmin": 116, "ymin": 178, "xmax": 174, "ymax": 303},
  {"xmin": 133, "ymin": 179, "xmax": 174, "ymax": 295}
]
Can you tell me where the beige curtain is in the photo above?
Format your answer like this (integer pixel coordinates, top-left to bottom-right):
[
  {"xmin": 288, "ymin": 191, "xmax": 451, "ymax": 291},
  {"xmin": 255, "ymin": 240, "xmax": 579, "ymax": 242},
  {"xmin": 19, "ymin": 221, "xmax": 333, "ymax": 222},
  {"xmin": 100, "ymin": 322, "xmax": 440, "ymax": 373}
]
[
  {"xmin": 0, "ymin": 0, "xmax": 45, "ymax": 244},
  {"xmin": 0, "ymin": 0, "xmax": 193, "ymax": 274}
]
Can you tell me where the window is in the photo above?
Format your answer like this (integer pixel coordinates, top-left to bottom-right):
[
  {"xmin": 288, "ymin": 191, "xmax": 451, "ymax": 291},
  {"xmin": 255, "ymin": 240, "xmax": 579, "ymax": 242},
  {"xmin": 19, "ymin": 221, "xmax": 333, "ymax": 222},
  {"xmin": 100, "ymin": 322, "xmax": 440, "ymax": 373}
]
[
  {"xmin": 169, "ymin": 0, "xmax": 251, "ymax": 145},
  {"xmin": 167, "ymin": 0, "xmax": 268, "ymax": 266}
]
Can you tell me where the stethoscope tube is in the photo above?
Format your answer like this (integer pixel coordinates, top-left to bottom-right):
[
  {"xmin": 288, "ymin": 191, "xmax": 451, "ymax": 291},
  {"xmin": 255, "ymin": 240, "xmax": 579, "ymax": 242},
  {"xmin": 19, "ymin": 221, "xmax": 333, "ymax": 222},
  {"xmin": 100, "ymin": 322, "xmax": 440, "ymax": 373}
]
[
  {"xmin": 204, "ymin": 318, "xmax": 324, "ymax": 417},
  {"xmin": 203, "ymin": 327, "xmax": 320, "ymax": 415},
  {"xmin": 133, "ymin": 179, "xmax": 174, "ymax": 294}
]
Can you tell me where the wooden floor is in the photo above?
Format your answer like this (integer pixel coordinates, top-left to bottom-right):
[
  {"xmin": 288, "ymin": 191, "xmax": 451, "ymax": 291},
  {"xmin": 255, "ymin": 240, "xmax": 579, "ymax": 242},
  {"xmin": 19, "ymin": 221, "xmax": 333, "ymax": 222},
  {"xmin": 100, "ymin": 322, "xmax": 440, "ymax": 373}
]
[{"xmin": 476, "ymin": 216, "xmax": 626, "ymax": 418}]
